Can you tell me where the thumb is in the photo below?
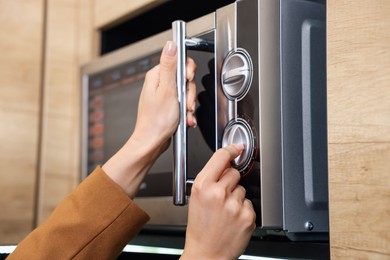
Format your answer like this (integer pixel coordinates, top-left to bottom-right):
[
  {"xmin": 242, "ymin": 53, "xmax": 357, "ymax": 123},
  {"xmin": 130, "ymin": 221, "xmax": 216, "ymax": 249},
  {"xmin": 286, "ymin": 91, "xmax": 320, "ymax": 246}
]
[{"xmin": 159, "ymin": 41, "xmax": 177, "ymax": 86}]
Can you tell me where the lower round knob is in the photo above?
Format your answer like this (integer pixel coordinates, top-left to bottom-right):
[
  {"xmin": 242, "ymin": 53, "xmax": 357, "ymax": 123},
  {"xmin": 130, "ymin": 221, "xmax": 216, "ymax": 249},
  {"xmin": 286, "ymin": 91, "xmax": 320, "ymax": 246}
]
[{"xmin": 222, "ymin": 119, "xmax": 254, "ymax": 173}]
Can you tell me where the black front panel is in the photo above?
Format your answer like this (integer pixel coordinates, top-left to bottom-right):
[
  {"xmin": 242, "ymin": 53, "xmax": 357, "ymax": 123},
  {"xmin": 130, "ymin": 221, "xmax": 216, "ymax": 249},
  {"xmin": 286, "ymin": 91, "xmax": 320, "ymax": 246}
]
[{"xmin": 281, "ymin": 0, "xmax": 328, "ymax": 236}]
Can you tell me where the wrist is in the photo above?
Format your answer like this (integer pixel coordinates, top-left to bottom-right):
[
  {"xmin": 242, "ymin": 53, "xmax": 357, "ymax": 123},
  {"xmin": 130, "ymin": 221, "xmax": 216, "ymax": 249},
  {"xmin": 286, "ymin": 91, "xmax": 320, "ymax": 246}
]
[
  {"xmin": 129, "ymin": 130, "xmax": 169, "ymax": 161},
  {"xmin": 122, "ymin": 135, "xmax": 164, "ymax": 166}
]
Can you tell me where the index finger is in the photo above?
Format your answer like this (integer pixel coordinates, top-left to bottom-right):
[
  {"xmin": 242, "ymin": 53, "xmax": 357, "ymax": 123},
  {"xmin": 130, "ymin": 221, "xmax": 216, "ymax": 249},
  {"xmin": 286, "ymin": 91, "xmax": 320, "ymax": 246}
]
[{"xmin": 196, "ymin": 144, "xmax": 244, "ymax": 183}]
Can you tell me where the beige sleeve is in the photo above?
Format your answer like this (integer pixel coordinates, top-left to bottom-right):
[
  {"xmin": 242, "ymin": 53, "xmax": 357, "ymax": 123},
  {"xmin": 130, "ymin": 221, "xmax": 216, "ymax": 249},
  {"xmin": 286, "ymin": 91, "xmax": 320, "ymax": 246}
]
[{"xmin": 7, "ymin": 166, "xmax": 150, "ymax": 260}]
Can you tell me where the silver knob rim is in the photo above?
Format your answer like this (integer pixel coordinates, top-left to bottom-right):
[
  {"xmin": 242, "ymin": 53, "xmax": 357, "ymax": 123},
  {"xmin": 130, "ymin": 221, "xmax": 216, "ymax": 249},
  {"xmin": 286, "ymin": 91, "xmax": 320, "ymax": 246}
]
[{"xmin": 221, "ymin": 48, "xmax": 253, "ymax": 101}]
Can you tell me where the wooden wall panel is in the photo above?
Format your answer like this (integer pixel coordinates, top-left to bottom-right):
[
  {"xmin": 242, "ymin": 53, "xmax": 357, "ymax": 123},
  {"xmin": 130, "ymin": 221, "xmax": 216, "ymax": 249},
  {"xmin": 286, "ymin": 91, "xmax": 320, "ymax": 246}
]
[
  {"xmin": 0, "ymin": 0, "xmax": 44, "ymax": 244},
  {"xmin": 36, "ymin": 0, "xmax": 162, "ymax": 227},
  {"xmin": 327, "ymin": 0, "xmax": 390, "ymax": 258},
  {"xmin": 33, "ymin": 0, "xmax": 168, "ymax": 227},
  {"xmin": 37, "ymin": 0, "xmax": 94, "ymax": 224}
]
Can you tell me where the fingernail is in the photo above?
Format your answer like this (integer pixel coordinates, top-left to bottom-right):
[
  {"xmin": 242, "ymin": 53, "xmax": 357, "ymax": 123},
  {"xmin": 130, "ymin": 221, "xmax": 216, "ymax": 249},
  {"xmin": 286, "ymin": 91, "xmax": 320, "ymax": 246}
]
[
  {"xmin": 191, "ymin": 103, "xmax": 196, "ymax": 113},
  {"xmin": 164, "ymin": 41, "xmax": 177, "ymax": 56}
]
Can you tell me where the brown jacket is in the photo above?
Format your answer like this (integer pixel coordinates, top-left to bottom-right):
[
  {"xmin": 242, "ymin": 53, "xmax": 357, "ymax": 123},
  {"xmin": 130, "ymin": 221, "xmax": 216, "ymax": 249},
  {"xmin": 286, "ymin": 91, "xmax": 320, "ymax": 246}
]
[{"xmin": 7, "ymin": 166, "xmax": 150, "ymax": 259}]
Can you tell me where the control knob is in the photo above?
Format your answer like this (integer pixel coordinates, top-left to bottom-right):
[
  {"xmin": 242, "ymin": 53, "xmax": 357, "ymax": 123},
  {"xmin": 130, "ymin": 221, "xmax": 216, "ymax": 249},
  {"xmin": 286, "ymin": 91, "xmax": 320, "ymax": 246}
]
[
  {"xmin": 222, "ymin": 119, "xmax": 255, "ymax": 174},
  {"xmin": 221, "ymin": 49, "xmax": 253, "ymax": 100}
]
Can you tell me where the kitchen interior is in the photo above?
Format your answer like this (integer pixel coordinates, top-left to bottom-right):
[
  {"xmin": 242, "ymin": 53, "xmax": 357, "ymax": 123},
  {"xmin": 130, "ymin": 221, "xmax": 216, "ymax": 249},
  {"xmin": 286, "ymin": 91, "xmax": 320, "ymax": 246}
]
[{"xmin": 0, "ymin": 0, "xmax": 389, "ymax": 259}]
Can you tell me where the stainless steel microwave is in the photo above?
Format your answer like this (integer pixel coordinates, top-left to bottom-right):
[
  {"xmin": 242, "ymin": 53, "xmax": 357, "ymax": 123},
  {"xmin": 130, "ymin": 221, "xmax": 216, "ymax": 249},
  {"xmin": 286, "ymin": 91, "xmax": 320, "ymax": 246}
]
[{"xmin": 81, "ymin": 0, "xmax": 328, "ymax": 241}]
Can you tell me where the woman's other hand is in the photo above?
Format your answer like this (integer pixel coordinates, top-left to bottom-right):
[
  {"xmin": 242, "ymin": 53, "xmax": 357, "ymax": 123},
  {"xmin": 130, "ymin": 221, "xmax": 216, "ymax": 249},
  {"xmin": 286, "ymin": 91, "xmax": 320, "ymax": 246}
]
[
  {"xmin": 181, "ymin": 144, "xmax": 256, "ymax": 260},
  {"xmin": 132, "ymin": 41, "xmax": 197, "ymax": 153}
]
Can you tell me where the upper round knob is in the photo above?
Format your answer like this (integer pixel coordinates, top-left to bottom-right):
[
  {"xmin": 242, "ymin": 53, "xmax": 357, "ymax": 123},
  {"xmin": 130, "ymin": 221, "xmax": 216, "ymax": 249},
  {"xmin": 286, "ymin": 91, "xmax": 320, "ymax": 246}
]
[
  {"xmin": 222, "ymin": 119, "xmax": 254, "ymax": 173},
  {"xmin": 221, "ymin": 49, "xmax": 253, "ymax": 100}
]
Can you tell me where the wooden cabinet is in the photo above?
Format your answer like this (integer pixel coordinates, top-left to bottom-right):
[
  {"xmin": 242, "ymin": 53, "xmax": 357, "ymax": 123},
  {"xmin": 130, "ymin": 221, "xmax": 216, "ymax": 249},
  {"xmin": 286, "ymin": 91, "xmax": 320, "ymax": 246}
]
[
  {"xmin": 0, "ymin": 0, "xmax": 161, "ymax": 244},
  {"xmin": 1, "ymin": 1, "xmax": 389, "ymax": 258},
  {"xmin": 36, "ymin": 0, "xmax": 94, "ymax": 225},
  {"xmin": 0, "ymin": 0, "xmax": 44, "ymax": 244},
  {"xmin": 36, "ymin": 0, "xmax": 165, "ymax": 225},
  {"xmin": 327, "ymin": 0, "xmax": 390, "ymax": 258}
]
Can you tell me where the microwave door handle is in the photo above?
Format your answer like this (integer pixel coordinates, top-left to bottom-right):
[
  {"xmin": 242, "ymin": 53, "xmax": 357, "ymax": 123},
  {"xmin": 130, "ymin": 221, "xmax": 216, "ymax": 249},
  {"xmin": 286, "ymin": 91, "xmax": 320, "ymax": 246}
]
[{"xmin": 172, "ymin": 20, "xmax": 187, "ymax": 206}]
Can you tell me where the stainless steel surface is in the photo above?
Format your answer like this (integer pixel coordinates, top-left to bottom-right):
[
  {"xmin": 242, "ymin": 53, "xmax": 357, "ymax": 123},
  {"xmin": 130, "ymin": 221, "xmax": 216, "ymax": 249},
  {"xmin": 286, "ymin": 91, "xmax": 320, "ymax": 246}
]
[
  {"xmin": 216, "ymin": 2, "xmax": 237, "ymax": 140},
  {"xmin": 172, "ymin": 20, "xmax": 187, "ymax": 206},
  {"xmin": 257, "ymin": 0, "xmax": 283, "ymax": 228}
]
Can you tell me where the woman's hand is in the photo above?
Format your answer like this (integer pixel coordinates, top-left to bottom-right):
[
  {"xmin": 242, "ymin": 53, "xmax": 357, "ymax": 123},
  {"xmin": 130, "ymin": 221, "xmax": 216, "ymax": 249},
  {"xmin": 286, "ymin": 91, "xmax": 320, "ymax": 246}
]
[
  {"xmin": 181, "ymin": 144, "xmax": 256, "ymax": 260},
  {"xmin": 102, "ymin": 41, "xmax": 197, "ymax": 198},
  {"xmin": 132, "ymin": 41, "xmax": 197, "ymax": 152}
]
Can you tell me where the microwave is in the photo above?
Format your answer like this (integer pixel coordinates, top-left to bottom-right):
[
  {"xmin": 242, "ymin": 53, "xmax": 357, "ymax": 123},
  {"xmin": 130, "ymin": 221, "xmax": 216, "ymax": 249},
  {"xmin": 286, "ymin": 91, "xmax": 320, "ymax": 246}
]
[{"xmin": 81, "ymin": 0, "xmax": 328, "ymax": 242}]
